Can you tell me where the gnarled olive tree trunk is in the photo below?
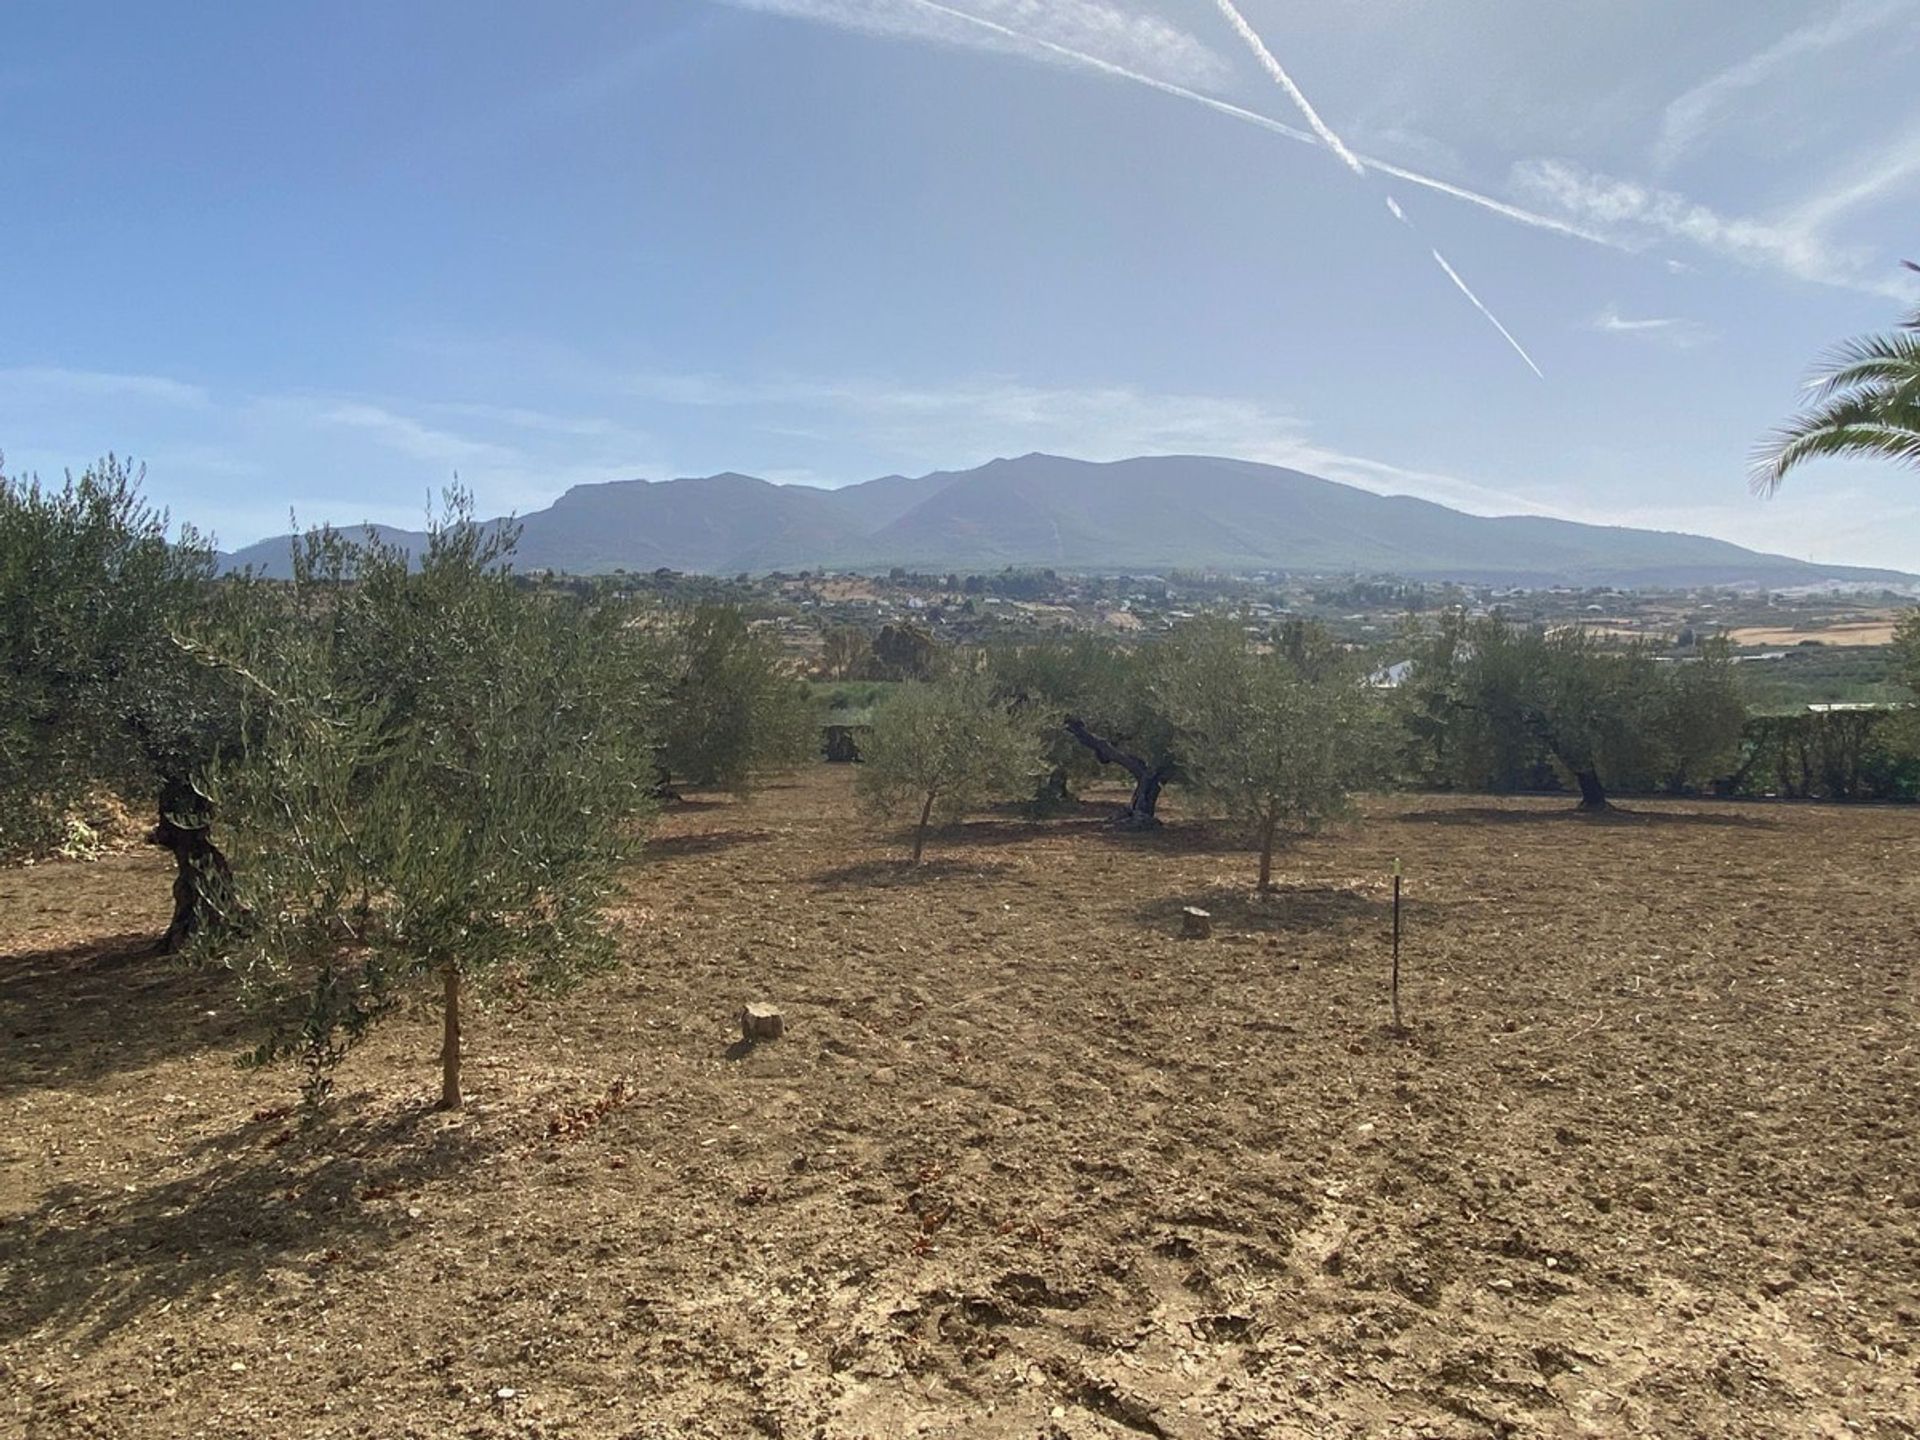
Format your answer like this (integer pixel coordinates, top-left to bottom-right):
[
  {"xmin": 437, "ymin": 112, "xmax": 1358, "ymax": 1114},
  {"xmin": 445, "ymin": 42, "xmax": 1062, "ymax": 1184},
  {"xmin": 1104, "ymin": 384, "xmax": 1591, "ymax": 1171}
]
[
  {"xmin": 1064, "ymin": 717, "xmax": 1171, "ymax": 827},
  {"xmin": 148, "ymin": 777, "xmax": 236, "ymax": 953}
]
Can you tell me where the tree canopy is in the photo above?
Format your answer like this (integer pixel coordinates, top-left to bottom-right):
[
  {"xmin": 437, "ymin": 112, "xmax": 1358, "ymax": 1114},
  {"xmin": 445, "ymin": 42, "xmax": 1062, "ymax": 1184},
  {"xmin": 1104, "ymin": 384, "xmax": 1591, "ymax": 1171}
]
[
  {"xmin": 856, "ymin": 670, "xmax": 1037, "ymax": 863},
  {"xmin": 203, "ymin": 498, "xmax": 659, "ymax": 1107},
  {"xmin": 0, "ymin": 455, "xmax": 238, "ymax": 946},
  {"xmin": 1396, "ymin": 616, "xmax": 1746, "ymax": 809},
  {"xmin": 1163, "ymin": 619, "xmax": 1385, "ymax": 888},
  {"xmin": 656, "ymin": 605, "xmax": 815, "ymax": 792}
]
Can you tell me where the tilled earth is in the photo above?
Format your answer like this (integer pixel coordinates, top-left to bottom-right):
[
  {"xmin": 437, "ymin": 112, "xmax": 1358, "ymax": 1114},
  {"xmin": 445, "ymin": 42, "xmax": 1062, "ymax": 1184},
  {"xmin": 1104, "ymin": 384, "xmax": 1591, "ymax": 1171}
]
[{"xmin": 2, "ymin": 767, "xmax": 1917, "ymax": 1438}]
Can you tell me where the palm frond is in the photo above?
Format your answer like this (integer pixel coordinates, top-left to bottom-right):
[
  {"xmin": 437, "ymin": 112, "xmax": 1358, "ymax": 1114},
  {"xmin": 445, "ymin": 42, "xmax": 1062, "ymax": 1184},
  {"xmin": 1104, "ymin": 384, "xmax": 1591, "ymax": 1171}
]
[
  {"xmin": 1803, "ymin": 331, "xmax": 1920, "ymax": 403},
  {"xmin": 1751, "ymin": 389, "xmax": 1920, "ymax": 493},
  {"xmin": 1758, "ymin": 410, "xmax": 1920, "ymax": 495}
]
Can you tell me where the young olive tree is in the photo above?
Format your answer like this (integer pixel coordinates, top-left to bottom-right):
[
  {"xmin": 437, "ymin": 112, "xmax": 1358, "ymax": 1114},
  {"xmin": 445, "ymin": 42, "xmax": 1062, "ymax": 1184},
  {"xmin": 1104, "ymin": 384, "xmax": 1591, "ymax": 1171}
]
[
  {"xmin": 1165, "ymin": 620, "xmax": 1384, "ymax": 890},
  {"xmin": 856, "ymin": 671, "xmax": 1038, "ymax": 863},
  {"xmin": 656, "ymin": 605, "xmax": 815, "ymax": 793},
  {"xmin": 204, "ymin": 498, "xmax": 657, "ymax": 1108},
  {"xmin": 0, "ymin": 455, "xmax": 239, "ymax": 949}
]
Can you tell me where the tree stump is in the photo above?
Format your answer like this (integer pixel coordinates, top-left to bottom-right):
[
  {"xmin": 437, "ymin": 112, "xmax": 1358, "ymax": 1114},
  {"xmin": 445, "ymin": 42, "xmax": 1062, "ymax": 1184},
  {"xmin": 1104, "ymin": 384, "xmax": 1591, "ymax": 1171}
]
[
  {"xmin": 1181, "ymin": 906, "xmax": 1213, "ymax": 940},
  {"xmin": 740, "ymin": 1003, "xmax": 786, "ymax": 1041}
]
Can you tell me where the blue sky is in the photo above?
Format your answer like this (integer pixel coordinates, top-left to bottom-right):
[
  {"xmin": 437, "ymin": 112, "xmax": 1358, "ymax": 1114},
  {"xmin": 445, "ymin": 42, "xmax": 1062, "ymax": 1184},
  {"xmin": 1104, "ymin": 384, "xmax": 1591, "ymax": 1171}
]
[{"xmin": 3, "ymin": 0, "xmax": 1919, "ymax": 567}]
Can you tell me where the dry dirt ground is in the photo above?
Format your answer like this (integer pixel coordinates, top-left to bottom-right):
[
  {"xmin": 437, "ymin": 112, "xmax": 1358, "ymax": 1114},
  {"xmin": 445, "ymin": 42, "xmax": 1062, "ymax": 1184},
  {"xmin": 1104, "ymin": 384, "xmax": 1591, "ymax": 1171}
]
[
  {"xmin": 1726, "ymin": 620, "xmax": 1901, "ymax": 648},
  {"xmin": 3, "ymin": 768, "xmax": 1918, "ymax": 1439}
]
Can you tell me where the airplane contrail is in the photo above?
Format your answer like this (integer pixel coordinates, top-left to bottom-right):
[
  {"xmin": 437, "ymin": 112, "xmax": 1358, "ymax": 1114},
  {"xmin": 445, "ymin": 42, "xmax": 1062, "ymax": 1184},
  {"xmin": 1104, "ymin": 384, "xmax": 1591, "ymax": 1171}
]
[
  {"xmin": 898, "ymin": 0, "xmax": 1618, "ymax": 249},
  {"xmin": 1210, "ymin": 0, "xmax": 1364, "ymax": 176},
  {"xmin": 1429, "ymin": 249, "xmax": 1546, "ymax": 378},
  {"xmin": 1210, "ymin": 0, "xmax": 1545, "ymax": 377}
]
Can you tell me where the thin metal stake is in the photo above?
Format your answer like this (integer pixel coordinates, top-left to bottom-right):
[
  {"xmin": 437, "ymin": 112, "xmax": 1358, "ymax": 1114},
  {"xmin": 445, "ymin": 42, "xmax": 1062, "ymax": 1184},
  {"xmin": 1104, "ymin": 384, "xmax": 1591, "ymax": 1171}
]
[{"xmin": 1391, "ymin": 857, "xmax": 1403, "ymax": 1032}]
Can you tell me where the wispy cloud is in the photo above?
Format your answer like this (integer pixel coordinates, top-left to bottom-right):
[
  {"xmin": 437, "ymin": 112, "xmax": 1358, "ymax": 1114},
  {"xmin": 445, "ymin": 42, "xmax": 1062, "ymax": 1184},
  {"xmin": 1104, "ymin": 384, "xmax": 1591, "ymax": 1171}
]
[
  {"xmin": 1537, "ymin": 486, "xmax": 1920, "ymax": 572},
  {"xmin": 1653, "ymin": 0, "xmax": 1917, "ymax": 172},
  {"xmin": 0, "ymin": 365, "xmax": 212, "ymax": 409},
  {"xmin": 710, "ymin": 0, "xmax": 1621, "ymax": 249},
  {"xmin": 1782, "ymin": 116, "xmax": 1920, "ymax": 232},
  {"xmin": 1588, "ymin": 305, "xmax": 1713, "ymax": 349},
  {"xmin": 1, "ymin": 367, "xmax": 677, "ymax": 543},
  {"xmin": 1511, "ymin": 157, "xmax": 1920, "ymax": 300},
  {"xmin": 620, "ymin": 368, "xmax": 1558, "ymax": 516},
  {"xmin": 312, "ymin": 401, "xmax": 523, "ymax": 470},
  {"xmin": 717, "ymin": 0, "xmax": 1232, "ymax": 89}
]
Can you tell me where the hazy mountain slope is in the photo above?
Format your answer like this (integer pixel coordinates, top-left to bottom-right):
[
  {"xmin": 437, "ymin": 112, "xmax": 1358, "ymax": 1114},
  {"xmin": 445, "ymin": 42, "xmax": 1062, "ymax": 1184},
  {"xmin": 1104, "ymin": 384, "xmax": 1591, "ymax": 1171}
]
[
  {"xmin": 221, "ymin": 474, "xmax": 866, "ymax": 578},
  {"xmin": 218, "ymin": 454, "xmax": 1913, "ymax": 586},
  {"xmin": 510, "ymin": 473, "xmax": 864, "ymax": 574},
  {"xmin": 852, "ymin": 455, "xmax": 1904, "ymax": 583},
  {"xmin": 817, "ymin": 470, "xmax": 963, "ymax": 531},
  {"xmin": 221, "ymin": 523, "xmax": 427, "ymax": 576},
  {"xmin": 856, "ymin": 455, "xmax": 1417, "ymax": 571}
]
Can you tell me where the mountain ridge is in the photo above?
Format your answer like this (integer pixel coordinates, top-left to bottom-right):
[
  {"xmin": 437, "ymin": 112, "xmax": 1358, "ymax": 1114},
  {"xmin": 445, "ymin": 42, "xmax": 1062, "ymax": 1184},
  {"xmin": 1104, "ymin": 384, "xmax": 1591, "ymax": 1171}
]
[{"xmin": 218, "ymin": 452, "xmax": 1914, "ymax": 588}]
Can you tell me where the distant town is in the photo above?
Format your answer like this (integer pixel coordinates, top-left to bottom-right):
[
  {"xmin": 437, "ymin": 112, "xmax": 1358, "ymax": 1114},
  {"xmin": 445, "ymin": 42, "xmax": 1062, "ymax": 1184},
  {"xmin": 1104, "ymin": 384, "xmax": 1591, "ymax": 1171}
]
[{"xmin": 561, "ymin": 564, "xmax": 1916, "ymax": 715}]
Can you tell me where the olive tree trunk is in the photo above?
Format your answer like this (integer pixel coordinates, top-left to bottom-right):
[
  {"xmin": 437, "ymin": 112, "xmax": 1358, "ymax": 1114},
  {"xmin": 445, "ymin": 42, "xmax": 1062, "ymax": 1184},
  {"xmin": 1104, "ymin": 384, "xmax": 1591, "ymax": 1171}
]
[
  {"xmin": 1064, "ymin": 717, "xmax": 1171, "ymax": 827},
  {"xmin": 912, "ymin": 789, "xmax": 936, "ymax": 864},
  {"xmin": 439, "ymin": 965, "xmax": 463, "ymax": 1110},
  {"xmin": 1573, "ymin": 768, "xmax": 1610, "ymax": 811},
  {"xmin": 150, "ymin": 779, "xmax": 236, "ymax": 954}
]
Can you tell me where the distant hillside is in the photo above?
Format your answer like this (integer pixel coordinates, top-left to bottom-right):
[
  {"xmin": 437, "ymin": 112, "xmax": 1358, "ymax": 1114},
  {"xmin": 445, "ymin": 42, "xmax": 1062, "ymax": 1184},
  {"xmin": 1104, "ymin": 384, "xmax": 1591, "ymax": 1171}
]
[{"xmin": 221, "ymin": 453, "xmax": 1913, "ymax": 589}]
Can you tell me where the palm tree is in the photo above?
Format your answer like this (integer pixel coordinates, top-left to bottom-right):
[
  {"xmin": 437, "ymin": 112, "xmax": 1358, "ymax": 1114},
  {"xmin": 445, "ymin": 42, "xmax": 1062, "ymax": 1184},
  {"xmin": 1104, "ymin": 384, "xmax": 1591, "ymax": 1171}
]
[{"xmin": 1752, "ymin": 260, "xmax": 1920, "ymax": 495}]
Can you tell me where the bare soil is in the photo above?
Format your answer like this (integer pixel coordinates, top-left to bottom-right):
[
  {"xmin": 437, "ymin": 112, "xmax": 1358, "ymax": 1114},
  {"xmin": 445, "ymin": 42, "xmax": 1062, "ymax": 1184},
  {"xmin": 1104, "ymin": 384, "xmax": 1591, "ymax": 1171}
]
[
  {"xmin": 3, "ymin": 768, "xmax": 1917, "ymax": 1438},
  {"xmin": 1727, "ymin": 620, "xmax": 1901, "ymax": 647}
]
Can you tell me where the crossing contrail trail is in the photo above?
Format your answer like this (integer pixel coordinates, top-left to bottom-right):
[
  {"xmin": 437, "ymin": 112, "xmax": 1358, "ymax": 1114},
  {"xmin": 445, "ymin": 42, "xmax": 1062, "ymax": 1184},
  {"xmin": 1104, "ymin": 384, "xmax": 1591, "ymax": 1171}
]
[
  {"xmin": 897, "ymin": 0, "xmax": 1617, "ymax": 249},
  {"xmin": 1210, "ymin": 0, "xmax": 1364, "ymax": 176},
  {"xmin": 1210, "ymin": 0, "xmax": 1546, "ymax": 377}
]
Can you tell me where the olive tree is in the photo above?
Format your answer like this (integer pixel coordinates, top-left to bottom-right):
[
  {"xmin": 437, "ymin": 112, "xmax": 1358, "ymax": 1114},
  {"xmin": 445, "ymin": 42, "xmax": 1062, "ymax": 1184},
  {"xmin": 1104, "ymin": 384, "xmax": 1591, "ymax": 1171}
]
[
  {"xmin": 0, "ymin": 455, "xmax": 238, "ymax": 949},
  {"xmin": 856, "ymin": 670, "xmax": 1038, "ymax": 863},
  {"xmin": 1164, "ymin": 620, "xmax": 1384, "ymax": 890},
  {"xmin": 1895, "ymin": 610, "xmax": 1920, "ymax": 695},
  {"xmin": 204, "ymin": 499, "xmax": 657, "ymax": 1108},
  {"xmin": 1398, "ymin": 617, "xmax": 1745, "ymax": 809},
  {"xmin": 1654, "ymin": 638, "xmax": 1747, "ymax": 793},
  {"xmin": 989, "ymin": 634, "xmax": 1179, "ymax": 825},
  {"xmin": 656, "ymin": 605, "xmax": 815, "ymax": 793}
]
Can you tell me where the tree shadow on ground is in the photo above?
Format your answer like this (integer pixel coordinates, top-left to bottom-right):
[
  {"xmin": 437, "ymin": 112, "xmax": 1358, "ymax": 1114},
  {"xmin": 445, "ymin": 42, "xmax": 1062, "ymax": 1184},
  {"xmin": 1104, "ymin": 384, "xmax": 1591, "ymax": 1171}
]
[
  {"xmin": 660, "ymin": 795, "xmax": 737, "ymax": 811},
  {"xmin": 982, "ymin": 796, "xmax": 1124, "ymax": 824},
  {"xmin": 0, "ymin": 933, "xmax": 238, "ymax": 1098},
  {"xmin": 927, "ymin": 814, "xmax": 1257, "ymax": 857},
  {"xmin": 811, "ymin": 856, "xmax": 1014, "ymax": 889},
  {"xmin": 1137, "ymin": 882, "xmax": 1425, "ymax": 937},
  {"xmin": 643, "ymin": 829, "xmax": 774, "ymax": 860},
  {"xmin": 1397, "ymin": 804, "xmax": 1779, "ymax": 830},
  {"xmin": 1105, "ymin": 820, "xmax": 1265, "ymax": 855},
  {"xmin": 931, "ymin": 817, "xmax": 1112, "ymax": 849},
  {"xmin": 0, "ymin": 1092, "xmax": 484, "ymax": 1345}
]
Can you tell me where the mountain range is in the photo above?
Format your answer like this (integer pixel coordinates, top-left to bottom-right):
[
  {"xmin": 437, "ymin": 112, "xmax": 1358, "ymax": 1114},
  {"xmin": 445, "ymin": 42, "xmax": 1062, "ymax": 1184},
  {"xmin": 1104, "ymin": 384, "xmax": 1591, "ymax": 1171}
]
[{"xmin": 219, "ymin": 453, "xmax": 1912, "ymax": 589}]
